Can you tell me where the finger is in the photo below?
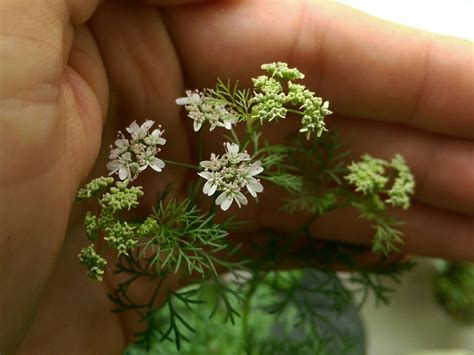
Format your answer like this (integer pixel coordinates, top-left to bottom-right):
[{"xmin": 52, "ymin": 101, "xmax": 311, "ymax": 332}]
[
  {"xmin": 0, "ymin": 0, "xmax": 100, "ymax": 97},
  {"xmin": 18, "ymin": 225, "xmax": 125, "ymax": 354},
  {"xmin": 89, "ymin": 1, "xmax": 191, "ymax": 196},
  {"xmin": 88, "ymin": 1, "xmax": 194, "ymax": 337},
  {"xmin": 0, "ymin": 1, "xmax": 104, "ymax": 352},
  {"xmin": 330, "ymin": 117, "xmax": 474, "ymax": 215},
  {"xmin": 163, "ymin": 0, "xmax": 473, "ymax": 138}
]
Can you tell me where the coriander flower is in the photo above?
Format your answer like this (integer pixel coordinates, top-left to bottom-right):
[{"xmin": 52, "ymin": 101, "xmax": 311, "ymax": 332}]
[
  {"xmin": 198, "ymin": 142, "xmax": 264, "ymax": 211},
  {"xmin": 78, "ymin": 245, "xmax": 107, "ymax": 281},
  {"xmin": 261, "ymin": 62, "xmax": 305, "ymax": 80},
  {"xmin": 107, "ymin": 120, "xmax": 166, "ymax": 181},
  {"xmin": 176, "ymin": 90, "xmax": 238, "ymax": 132}
]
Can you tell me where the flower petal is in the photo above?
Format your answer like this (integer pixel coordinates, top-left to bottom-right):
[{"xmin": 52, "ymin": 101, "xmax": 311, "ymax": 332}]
[
  {"xmin": 194, "ymin": 120, "xmax": 202, "ymax": 132},
  {"xmin": 142, "ymin": 120, "xmax": 155, "ymax": 131},
  {"xmin": 126, "ymin": 121, "xmax": 139, "ymax": 135},
  {"xmin": 208, "ymin": 183, "xmax": 218, "ymax": 196},
  {"xmin": 220, "ymin": 197, "xmax": 233, "ymax": 211},
  {"xmin": 176, "ymin": 97, "xmax": 190, "ymax": 105},
  {"xmin": 249, "ymin": 162, "xmax": 264, "ymax": 176},
  {"xmin": 150, "ymin": 158, "xmax": 165, "ymax": 172},
  {"xmin": 216, "ymin": 191, "xmax": 228, "ymax": 206},
  {"xmin": 203, "ymin": 180, "xmax": 212, "ymax": 195},
  {"xmin": 235, "ymin": 191, "xmax": 248, "ymax": 206},
  {"xmin": 198, "ymin": 171, "xmax": 211, "ymax": 179},
  {"xmin": 118, "ymin": 167, "xmax": 129, "ymax": 180}
]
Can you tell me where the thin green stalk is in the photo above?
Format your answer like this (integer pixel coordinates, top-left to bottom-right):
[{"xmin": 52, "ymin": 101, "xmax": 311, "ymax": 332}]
[
  {"xmin": 287, "ymin": 108, "xmax": 304, "ymax": 116},
  {"xmin": 230, "ymin": 128, "xmax": 240, "ymax": 145},
  {"xmin": 198, "ymin": 128, "xmax": 204, "ymax": 162},
  {"xmin": 163, "ymin": 159, "xmax": 200, "ymax": 171}
]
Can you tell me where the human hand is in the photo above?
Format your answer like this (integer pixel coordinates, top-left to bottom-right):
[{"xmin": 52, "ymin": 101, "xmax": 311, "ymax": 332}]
[{"xmin": 1, "ymin": 1, "xmax": 472, "ymax": 353}]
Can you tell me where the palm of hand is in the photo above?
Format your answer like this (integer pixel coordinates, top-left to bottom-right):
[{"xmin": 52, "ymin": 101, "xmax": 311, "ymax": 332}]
[{"xmin": 1, "ymin": 1, "xmax": 472, "ymax": 353}]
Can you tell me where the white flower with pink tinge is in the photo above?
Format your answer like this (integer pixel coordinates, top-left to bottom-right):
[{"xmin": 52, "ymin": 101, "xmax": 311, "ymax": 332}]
[
  {"xmin": 198, "ymin": 142, "xmax": 264, "ymax": 211},
  {"xmin": 107, "ymin": 120, "xmax": 166, "ymax": 181},
  {"xmin": 176, "ymin": 90, "xmax": 238, "ymax": 132}
]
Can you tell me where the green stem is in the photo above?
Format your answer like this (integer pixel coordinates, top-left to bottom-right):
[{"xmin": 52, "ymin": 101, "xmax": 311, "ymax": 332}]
[
  {"xmin": 287, "ymin": 108, "xmax": 304, "ymax": 116},
  {"xmin": 198, "ymin": 128, "xmax": 204, "ymax": 162},
  {"xmin": 163, "ymin": 160, "xmax": 200, "ymax": 171},
  {"xmin": 230, "ymin": 127, "xmax": 240, "ymax": 145}
]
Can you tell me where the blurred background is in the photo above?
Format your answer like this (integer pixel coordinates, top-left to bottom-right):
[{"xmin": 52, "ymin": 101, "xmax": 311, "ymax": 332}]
[{"xmin": 338, "ymin": 1, "xmax": 473, "ymax": 354}]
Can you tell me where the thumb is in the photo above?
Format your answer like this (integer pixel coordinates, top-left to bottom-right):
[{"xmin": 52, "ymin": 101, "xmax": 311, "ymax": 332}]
[{"xmin": 0, "ymin": 0, "xmax": 107, "ymax": 352}]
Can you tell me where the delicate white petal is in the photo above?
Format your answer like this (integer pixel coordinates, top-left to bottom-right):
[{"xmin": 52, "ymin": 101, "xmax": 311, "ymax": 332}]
[
  {"xmin": 126, "ymin": 121, "xmax": 140, "ymax": 135},
  {"xmin": 150, "ymin": 158, "xmax": 165, "ymax": 172},
  {"xmin": 229, "ymin": 143, "xmax": 239, "ymax": 154},
  {"xmin": 208, "ymin": 183, "xmax": 218, "ymax": 196},
  {"xmin": 220, "ymin": 197, "xmax": 233, "ymax": 211},
  {"xmin": 176, "ymin": 97, "xmax": 190, "ymax": 105},
  {"xmin": 238, "ymin": 152, "xmax": 251, "ymax": 161},
  {"xmin": 107, "ymin": 160, "xmax": 121, "ymax": 172},
  {"xmin": 235, "ymin": 192, "xmax": 248, "ymax": 206},
  {"xmin": 199, "ymin": 160, "xmax": 212, "ymax": 169},
  {"xmin": 198, "ymin": 171, "xmax": 211, "ymax": 179},
  {"xmin": 247, "ymin": 179, "xmax": 263, "ymax": 197},
  {"xmin": 225, "ymin": 142, "xmax": 239, "ymax": 154},
  {"xmin": 193, "ymin": 120, "xmax": 202, "ymax": 132},
  {"xmin": 216, "ymin": 191, "xmax": 229, "ymax": 206},
  {"xmin": 249, "ymin": 162, "xmax": 264, "ymax": 176},
  {"xmin": 203, "ymin": 180, "xmax": 212, "ymax": 195},
  {"xmin": 250, "ymin": 179, "xmax": 264, "ymax": 193},
  {"xmin": 246, "ymin": 183, "xmax": 257, "ymax": 197},
  {"xmin": 118, "ymin": 167, "xmax": 129, "ymax": 180},
  {"xmin": 142, "ymin": 120, "xmax": 155, "ymax": 131}
]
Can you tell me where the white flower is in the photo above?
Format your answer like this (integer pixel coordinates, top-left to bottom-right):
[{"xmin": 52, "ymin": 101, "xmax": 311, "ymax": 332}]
[
  {"xmin": 176, "ymin": 90, "xmax": 203, "ymax": 106},
  {"xmin": 107, "ymin": 158, "xmax": 131, "ymax": 181},
  {"xmin": 224, "ymin": 142, "xmax": 250, "ymax": 163},
  {"xmin": 176, "ymin": 90, "xmax": 238, "ymax": 132},
  {"xmin": 145, "ymin": 128, "xmax": 167, "ymax": 146},
  {"xmin": 197, "ymin": 142, "xmax": 264, "ymax": 211},
  {"xmin": 126, "ymin": 120, "xmax": 154, "ymax": 140},
  {"xmin": 216, "ymin": 188, "xmax": 248, "ymax": 211},
  {"xmin": 198, "ymin": 171, "xmax": 220, "ymax": 196},
  {"xmin": 242, "ymin": 161, "xmax": 264, "ymax": 197},
  {"xmin": 107, "ymin": 120, "xmax": 166, "ymax": 181}
]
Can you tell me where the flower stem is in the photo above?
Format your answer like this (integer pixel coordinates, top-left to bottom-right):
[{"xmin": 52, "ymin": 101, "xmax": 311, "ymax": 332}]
[
  {"xmin": 287, "ymin": 108, "xmax": 304, "ymax": 116},
  {"xmin": 230, "ymin": 128, "xmax": 240, "ymax": 145},
  {"xmin": 163, "ymin": 160, "xmax": 200, "ymax": 171}
]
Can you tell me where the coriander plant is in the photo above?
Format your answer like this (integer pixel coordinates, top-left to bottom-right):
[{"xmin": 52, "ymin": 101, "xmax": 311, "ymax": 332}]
[{"xmin": 76, "ymin": 62, "xmax": 415, "ymax": 354}]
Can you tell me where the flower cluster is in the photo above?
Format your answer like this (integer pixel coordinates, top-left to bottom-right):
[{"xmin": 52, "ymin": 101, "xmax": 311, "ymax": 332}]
[
  {"xmin": 345, "ymin": 154, "xmax": 415, "ymax": 209},
  {"xmin": 176, "ymin": 90, "xmax": 238, "ymax": 132},
  {"xmin": 78, "ymin": 245, "xmax": 107, "ymax": 281},
  {"xmin": 288, "ymin": 82, "xmax": 332, "ymax": 139},
  {"xmin": 250, "ymin": 75, "xmax": 287, "ymax": 122},
  {"xmin": 385, "ymin": 155, "xmax": 415, "ymax": 209},
  {"xmin": 249, "ymin": 63, "xmax": 332, "ymax": 139},
  {"xmin": 107, "ymin": 120, "xmax": 166, "ymax": 181},
  {"xmin": 77, "ymin": 178, "xmax": 145, "ymax": 276},
  {"xmin": 345, "ymin": 154, "xmax": 388, "ymax": 195},
  {"xmin": 198, "ymin": 143, "xmax": 264, "ymax": 211},
  {"xmin": 261, "ymin": 62, "xmax": 305, "ymax": 80}
]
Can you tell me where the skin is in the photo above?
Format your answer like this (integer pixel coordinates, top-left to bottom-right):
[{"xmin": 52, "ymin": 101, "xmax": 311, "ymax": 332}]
[{"xmin": 0, "ymin": 0, "xmax": 472, "ymax": 353}]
